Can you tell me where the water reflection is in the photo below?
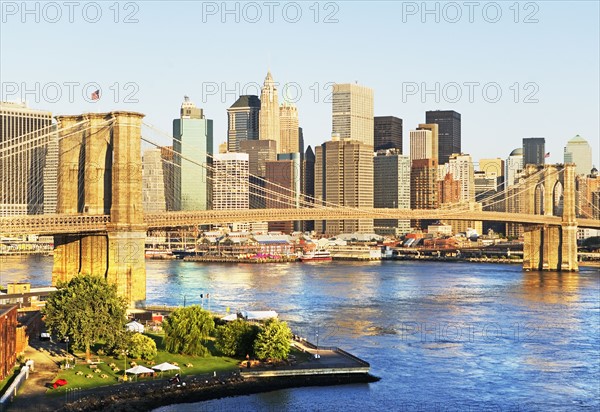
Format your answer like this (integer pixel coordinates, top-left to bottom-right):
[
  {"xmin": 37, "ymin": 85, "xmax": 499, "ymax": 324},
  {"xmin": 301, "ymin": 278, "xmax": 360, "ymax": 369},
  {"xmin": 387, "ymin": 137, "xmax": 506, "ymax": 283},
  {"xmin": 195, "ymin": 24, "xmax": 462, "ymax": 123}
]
[
  {"xmin": 2, "ymin": 257, "xmax": 599, "ymax": 411},
  {"xmin": 519, "ymin": 271, "xmax": 581, "ymax": 304}
]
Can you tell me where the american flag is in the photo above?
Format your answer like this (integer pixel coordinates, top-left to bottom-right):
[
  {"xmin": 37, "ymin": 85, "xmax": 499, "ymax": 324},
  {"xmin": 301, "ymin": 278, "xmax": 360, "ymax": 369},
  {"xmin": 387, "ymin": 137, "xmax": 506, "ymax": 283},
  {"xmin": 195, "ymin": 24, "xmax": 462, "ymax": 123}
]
[
  {"xmin": 544, "ymin": 152, "xmax": 550, "ymax": 158},
  {"xmin": 91, "ymin": 89, "xmax": 100, "ymax": 101}
]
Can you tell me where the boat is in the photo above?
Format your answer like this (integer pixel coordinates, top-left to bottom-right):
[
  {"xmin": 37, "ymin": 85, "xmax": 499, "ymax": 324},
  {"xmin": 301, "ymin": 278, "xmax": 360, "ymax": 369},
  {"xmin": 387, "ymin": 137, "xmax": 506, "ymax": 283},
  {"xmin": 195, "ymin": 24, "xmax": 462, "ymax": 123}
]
[
  {"xmin": 144, "ymin": 249, "xmax": 175, "ymax": 259},
  {"xmin": 300, "ymin": 249, "xmax": 332, "ymax": 262}
]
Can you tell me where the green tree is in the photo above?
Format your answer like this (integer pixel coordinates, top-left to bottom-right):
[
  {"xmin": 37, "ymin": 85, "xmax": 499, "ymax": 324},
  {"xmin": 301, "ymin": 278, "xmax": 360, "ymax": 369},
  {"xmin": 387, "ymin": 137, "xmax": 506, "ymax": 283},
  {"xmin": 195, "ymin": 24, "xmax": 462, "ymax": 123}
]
[
  {"xmin": 43, "ymin": 275, "xmax": 127, "ymax": 360},
  {"xmin": 128, "ymin": 333, "xmax": 157, "ymax": 360},
  {"xmin": 163, "ymin": 305, "xmax": 214, "ymax": 356},
  {"xmin": 253, "ymin": 318, "xmax": 292, "ymax": 361},
  {"xmin": 215, "ymin": 319, "xmax": 259, "ymax": 357}
]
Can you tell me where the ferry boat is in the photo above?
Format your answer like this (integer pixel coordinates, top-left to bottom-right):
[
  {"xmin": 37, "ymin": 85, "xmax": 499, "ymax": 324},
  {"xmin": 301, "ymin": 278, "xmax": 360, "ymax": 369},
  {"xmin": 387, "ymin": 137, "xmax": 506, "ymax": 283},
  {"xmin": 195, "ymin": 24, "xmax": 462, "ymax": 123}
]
[{"xmin": 300, "ymin": 250, "xmax": 332, "ymax": 262}]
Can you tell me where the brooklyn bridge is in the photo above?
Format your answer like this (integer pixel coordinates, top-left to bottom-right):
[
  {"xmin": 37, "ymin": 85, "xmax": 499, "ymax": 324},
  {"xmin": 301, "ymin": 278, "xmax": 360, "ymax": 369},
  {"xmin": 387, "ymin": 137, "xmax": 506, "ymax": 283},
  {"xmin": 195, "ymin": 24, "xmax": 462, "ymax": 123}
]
[{"xmin": 1, "ymin": 111, "xmax": 599, "ymax": 305}]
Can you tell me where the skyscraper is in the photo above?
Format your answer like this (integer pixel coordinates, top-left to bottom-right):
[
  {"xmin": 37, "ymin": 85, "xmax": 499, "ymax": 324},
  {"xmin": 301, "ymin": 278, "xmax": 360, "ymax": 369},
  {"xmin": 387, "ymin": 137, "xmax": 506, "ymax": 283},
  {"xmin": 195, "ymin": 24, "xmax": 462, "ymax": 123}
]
[
  {"xmin": 438, "ymin": 173, "xmax": 460, "ymax": 205},
  {"xmin": 239, "ymin": 139, "xmax": 277, "ymax": 180},
  {"xmin": 409, "ymin": 128, "xmax": 433, "ymax": 163},
  {"xmin": 564, "ymin": 135, "xmax": 592, "ymax": 175},
  {"xmin": 227, "ymin": 95, "xmax": 260, "ymax": 152},
  {"xmin": 332, "ymin": 83, "xmax": 374, "ymax": 146},
  {"xmin": 160, "ymin": 146, "xmax": 176, "ymax": 211},
  {"xmin": 479, "ymin": 158, "xmax": 505, "ymax": 192},
  {"xmin": 374, "ymin": 116, "xmax": 402, "ymax": 152},
  {"xmin": 173, "ymin": 96, "xmax": 213, "ymax": 211},
  {"xmin": 302, "ymin": 146, "xmax": 315, "ymax": 232},
  {"xmin": 239, "ymin": 139, "xmax": 276, "ymax": 209},
  {"xmin": 523, "ymin": 137, "xmax": 545, "ymax": 166},
  {"xmin": 315, "ymin": 137, "xmax": 374, "ymax": 235},
  {"xmin": 0, "ymin": 101, "xmax": 53, "ymax": 216},
  {"xmin": 410, "ymin": 158, "xmax": 439, "ymax": 229},
  {"xmin": 279, "ymin": 101, "xmax": 300, "ymax": 154},
  {"xmin": 505, "ymin": 148, "xmax": 524, "ymax": 187},
  {"xmin": 266, "ymin": 153, "xmax": 301, "ymax": 233},
  {"xmin": 259, "ymin": 71, "xmax": 280, "ymax": 150},
  {"xmin": 142, "ymin": 149, "xmax": 167, "ymax": 213},
  {"xmin": 446, "ymin": 153, "xmax": 475, "ymax": 203},
  {"xmin": 425, "ymin": 110, "xmax": 461, "ymax": 164},
  {"xmin": 373, "ymin": 149, "xmax": 411, "ymax": 235},
  {"xmin": 444, "ymin": 153, "xmax": 482, "ymax": 234},
  {"xmin": 417, "ymin": 123, "xmax": 438, "ymax": 163},
  {"xmin": 43, "ymin": 127, "xmax": 58, "ymax": 215},
  {"xmin": 212, "ymin": 152, "xmax": 249, "ymax": 210}
]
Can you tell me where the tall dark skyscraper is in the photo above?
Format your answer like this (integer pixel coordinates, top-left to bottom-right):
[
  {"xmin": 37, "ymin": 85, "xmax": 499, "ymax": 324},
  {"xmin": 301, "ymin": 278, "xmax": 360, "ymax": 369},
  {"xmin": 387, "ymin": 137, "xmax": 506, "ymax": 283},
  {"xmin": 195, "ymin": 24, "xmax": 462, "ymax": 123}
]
[
  {"xmin": 374, "ymin": 116, "xmax": 403, "ymax": 152},
  {"xmin": 302, "ymin": 146, "xmax": 315, "ymax": 232},
  {"xmin": 425, "ymin": 110, "xmax": 461, "ymax": 164},
  {"xmin": 227, "ymin": 95, "xmax": 260, "ymax": 152},
  {"xmin": 523, "ymin": 137, "xmax": 546, "ymax": 166}
]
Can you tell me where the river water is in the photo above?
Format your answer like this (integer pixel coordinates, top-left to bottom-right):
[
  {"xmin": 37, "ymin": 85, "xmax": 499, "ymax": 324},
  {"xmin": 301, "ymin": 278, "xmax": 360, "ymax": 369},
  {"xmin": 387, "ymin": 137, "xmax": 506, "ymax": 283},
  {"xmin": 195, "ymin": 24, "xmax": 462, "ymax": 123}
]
[{"xmin": 2, "ymin": 257, "xmax": 599, "ymax": 411}]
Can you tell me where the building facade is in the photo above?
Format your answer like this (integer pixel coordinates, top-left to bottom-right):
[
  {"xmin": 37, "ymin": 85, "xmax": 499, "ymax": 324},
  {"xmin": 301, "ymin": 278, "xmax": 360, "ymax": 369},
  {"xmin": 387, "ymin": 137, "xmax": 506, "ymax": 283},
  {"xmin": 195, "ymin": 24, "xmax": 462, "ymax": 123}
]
[
  {"xmin": 173, "ymin": 97, "xmax": 213, "ymax": 211},
  {"xmin": 279, "ymin": 101, "xmax": 300, "ymax": 154},
  {"xmin": 259, "ymin": 71, "xmax": 280, "ymax": 150},
  {"xmin": 302, "ymin": 146, "xmax": 315, "ymax": 232},
  {"xmin": 0, "ymin": 102, "xmax": 53, "ymax": 216},
  {"xmin": 409, "ymin": 128, "xmax": 433, "ymax": 163},
  {"xmin": 315, "ymin": 138, "xmax": 374, "ymax": 235},
  {"xmin": 160, "ymin": 146, "xmax": 176, "ymax": 211},
  {"xmin": 417, "ymin": 123, "xmax": 439, "ymax": 163},
  {"xmin": 438, "ymin": 172, "xmax": 460, "ymax": 205},
  {"xmin": 212, "ymin": 152, "xmax": 249, "ymax": 210},
  {"xmin": 265, "ymin": 153, "xmax": 301, "ymax": 233},
  {"xmin": 446, "ymin": 153, "xmax": 475, "ymax": 203},
  {"xmin": 505, "ymin": 148, "xmax": 524, "ymax": 187},
  {"xmin": 374, "ymin": 116, "xmax": 402, "ymax": 152},
  {"xmin": 227, "ymin": 95, "xmax": 260, "ymax": 152},
  {"xmin": 332, "ymin": 83, "xmax": 374, "ymax": 146},
  {"xmin": 523, "ymin": 137, "xmax": 546, "ymax": 166},
  {"xmin": 0, "ymin": 305, "xmax": 17, "ymax": 381},
  {"xmin": 410, "ymin": 158, "xmax": 439, "ymax": 229},
  {"xmin": 43, "ymin": 127, "xmax": 59, "ymax": 214},
  {"xmin": 425, "ymin": 110, "xmax": 461, "ymax": 165},
  {"xmin": 564, "ymin": 135, "xmax": 592, "ymax": 176},
  {"xmin": 373, "ymin": 149, "xmax": 410, "ymax": 235},
  {"xmin": 142, "ymin": 148, "xmax": 167, "ymax": 213},
  {"xmin": 239, "ymin": 139, "xmax": 276, "ymax": 209}
]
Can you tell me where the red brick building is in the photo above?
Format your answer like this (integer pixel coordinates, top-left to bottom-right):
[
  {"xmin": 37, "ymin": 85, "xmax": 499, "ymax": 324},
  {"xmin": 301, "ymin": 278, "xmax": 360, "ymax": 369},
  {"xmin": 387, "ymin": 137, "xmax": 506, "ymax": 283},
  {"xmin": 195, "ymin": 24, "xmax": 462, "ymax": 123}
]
[
  {"xmin": 438, "ymin": 172, "xmax": 461, "ymax": 205},
  {"xmin": 0, "ymin": 304, "xmax": 18, "ymax": 381}
]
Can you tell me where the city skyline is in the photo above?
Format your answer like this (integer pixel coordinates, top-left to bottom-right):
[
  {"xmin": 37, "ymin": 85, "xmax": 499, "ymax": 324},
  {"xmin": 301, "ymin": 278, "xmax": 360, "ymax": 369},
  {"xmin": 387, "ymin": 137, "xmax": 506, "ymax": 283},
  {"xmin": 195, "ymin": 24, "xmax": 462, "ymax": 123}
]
[
  {"xmin": 1, "ymin": 3, "xmax": 599, "ymax": 411},
  {"xmin": 1, "ymin": 2, "xmax": 598, "ymax": 167}
]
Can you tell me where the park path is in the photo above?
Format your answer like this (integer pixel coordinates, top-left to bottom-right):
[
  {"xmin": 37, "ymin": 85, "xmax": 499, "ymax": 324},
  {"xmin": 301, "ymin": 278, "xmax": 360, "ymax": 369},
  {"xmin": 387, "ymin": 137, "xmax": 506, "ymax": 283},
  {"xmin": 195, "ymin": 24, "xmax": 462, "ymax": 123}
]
[{"xmin": 7, "ymin": 339, "xmax": 65, "ymax": 412}]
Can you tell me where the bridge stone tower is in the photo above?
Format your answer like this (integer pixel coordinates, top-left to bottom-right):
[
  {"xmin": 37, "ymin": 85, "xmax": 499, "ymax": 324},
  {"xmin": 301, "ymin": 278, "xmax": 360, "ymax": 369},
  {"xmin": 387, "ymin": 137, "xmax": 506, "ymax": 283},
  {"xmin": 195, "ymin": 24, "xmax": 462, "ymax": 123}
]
[
  {"xmin": 522, "ymin": 163, "xmax": 578, "ymax": 271},
  {"xmin": 52, "ymin": 111, "xmax": 146, "ymax": 305}
]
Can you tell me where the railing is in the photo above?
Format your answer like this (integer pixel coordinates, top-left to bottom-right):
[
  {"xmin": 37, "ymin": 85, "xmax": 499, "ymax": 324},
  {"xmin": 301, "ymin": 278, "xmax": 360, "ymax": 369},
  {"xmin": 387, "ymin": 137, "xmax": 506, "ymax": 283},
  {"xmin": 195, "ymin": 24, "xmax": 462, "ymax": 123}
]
[
  {"xmin": 0, "ymin": 214, "xmax": 110, "ymax": 235},
  {"xmin": 0, "ymin": 361, "xmax": 33, "ymax": 411},
  {"xmin": 0, "ymin": 210, "xmax": 598, "ymax": 236}
]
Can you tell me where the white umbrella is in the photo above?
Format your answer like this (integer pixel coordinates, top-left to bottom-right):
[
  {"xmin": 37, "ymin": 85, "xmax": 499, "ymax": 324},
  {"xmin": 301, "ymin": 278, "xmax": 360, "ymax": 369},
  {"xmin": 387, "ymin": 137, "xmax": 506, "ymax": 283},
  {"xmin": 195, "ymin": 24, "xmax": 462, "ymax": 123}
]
[
  {"xmin": 125, "ymin": 365, "xmax": 155, "ymax": 375},
  {"xmin": 152, "ymin": 362, "xmax": 180, "ymax": 372}
]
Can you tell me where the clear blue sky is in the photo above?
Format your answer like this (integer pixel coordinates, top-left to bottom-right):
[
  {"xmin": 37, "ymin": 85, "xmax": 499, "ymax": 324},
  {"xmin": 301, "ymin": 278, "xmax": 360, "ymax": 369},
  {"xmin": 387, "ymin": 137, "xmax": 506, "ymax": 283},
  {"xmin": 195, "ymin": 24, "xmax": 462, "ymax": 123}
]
[{"xmin": 1, "ymin": 1, "xmax": 598, "ymax": 167}]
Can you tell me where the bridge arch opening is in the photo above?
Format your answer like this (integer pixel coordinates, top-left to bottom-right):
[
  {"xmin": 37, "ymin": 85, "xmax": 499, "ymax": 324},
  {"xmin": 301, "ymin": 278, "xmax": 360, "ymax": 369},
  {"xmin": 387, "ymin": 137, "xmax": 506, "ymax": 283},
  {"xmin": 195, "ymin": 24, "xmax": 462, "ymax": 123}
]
[
  {"xmin": 534, "ymin": 183, "xmax": 545, "ymax": 215},
  {"xmin": 553, "ymin": 180, "xmax": 564, "ymax": 217}
]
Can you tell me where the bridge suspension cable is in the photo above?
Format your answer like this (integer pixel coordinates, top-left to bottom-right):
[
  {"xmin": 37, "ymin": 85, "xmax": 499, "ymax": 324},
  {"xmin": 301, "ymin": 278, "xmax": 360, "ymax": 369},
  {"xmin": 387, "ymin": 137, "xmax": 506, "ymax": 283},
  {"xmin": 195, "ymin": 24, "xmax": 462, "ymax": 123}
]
[{"xmin": 141, "ymin": 122, "xmax": 398, "ymax": 218}]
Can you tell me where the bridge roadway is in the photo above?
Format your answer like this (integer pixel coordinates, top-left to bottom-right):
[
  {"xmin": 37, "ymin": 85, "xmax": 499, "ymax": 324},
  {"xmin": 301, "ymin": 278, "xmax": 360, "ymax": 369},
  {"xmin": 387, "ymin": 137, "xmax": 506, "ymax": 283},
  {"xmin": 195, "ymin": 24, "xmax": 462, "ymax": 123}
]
[{"xmin": 1, "ymin": 209, "xmax": 599, "ymax": 235}]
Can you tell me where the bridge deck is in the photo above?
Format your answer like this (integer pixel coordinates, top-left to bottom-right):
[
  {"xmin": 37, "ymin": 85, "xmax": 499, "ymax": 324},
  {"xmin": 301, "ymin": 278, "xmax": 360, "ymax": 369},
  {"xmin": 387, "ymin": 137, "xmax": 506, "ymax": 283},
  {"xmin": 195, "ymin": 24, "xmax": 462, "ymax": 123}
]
[{"xmin": 0, "ymin": 210, "xmax": 598, "ymax": 236}]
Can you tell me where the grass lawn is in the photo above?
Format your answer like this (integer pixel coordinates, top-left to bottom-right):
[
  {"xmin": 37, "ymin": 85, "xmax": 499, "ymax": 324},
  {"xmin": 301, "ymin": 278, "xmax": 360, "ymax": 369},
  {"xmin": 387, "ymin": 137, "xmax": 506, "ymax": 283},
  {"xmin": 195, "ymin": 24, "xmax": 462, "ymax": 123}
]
[{"xmin": 48, "ymin": 332, "xmax": 240, "ymax": 394}]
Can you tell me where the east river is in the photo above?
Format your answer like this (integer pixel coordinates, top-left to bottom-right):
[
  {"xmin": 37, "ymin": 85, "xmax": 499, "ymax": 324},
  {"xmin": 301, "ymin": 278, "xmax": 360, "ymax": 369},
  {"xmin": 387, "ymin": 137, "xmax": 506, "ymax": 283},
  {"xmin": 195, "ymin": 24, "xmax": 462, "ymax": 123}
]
[{"xmin": 2, "ymin": 256, "xmax": 599, "ymax": 411}]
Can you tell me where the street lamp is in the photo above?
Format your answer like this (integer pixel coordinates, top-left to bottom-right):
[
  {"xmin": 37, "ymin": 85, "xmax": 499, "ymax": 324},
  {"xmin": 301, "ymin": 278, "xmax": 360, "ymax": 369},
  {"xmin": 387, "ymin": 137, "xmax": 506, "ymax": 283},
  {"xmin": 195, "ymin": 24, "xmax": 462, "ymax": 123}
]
[
  {"xmin": 122, "ymin": 350, "xmax": 129, "ymax": 381},
  {"xmin": 315, "ymin": 326, "xmax": 320, "ymax": 359},
  {"xmin": 65, "ymin": 337, "xmax": 69, "ymax": 368}
]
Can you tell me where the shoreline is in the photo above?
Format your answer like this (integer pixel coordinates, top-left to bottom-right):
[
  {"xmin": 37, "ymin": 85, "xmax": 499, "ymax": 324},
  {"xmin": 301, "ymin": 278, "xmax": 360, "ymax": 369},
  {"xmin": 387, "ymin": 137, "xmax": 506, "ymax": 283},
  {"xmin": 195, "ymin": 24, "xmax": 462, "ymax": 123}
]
[{"xmin": 59, "ymin": 372, "xmax": 380, "ymax": 412}]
